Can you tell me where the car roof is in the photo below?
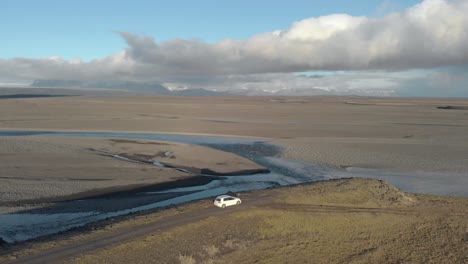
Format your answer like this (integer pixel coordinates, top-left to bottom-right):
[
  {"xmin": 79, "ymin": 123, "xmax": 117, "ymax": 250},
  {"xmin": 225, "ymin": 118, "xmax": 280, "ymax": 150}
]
[{"xmin": 216, "ymin": 195, "xmax": 236, "ymax": 199}]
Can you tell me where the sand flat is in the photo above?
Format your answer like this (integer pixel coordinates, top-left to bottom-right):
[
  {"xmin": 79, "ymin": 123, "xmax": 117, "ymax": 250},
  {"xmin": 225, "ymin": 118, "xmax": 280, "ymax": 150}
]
[
  {"xmin": 275, "ymin": 136, "xmax": 468, "ymax": 172},
  {"xmin": 0, "ymin": 135, "xmax": 265, "ymax": 210},
  {"xmin": 1, "ymin": 96, "xmax": 468, "ymax": 262},
  {"xmin": 1, "ymin": 96, "xmax": 468, "ymax": 209},
  {"xmin": 1, "ymin": 96, "xmax": 468, "ymax": 172}
]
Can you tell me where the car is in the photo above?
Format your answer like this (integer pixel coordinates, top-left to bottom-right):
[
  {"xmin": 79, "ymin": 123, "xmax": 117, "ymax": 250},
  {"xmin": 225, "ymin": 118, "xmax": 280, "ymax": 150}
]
[{"xmin": 214, "ymin": 195, "xmax": 241, "ymax": 208}]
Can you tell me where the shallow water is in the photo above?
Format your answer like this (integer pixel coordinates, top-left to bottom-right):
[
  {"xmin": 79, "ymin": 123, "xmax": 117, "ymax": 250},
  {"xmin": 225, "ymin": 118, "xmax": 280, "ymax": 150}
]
[
  {"xmin": 340, "ymin": 167, "xmax": 468, "ymax": 197},
  {"xmin": 0, "ymin": 130, "xmax": 467, "ymax": 243}
]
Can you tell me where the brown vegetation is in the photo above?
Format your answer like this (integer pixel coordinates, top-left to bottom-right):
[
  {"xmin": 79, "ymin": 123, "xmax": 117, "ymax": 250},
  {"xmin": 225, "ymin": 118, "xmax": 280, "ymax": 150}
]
[{"xmin": 2, "ymin": 179, "xmax": 466, "ymax": 264}]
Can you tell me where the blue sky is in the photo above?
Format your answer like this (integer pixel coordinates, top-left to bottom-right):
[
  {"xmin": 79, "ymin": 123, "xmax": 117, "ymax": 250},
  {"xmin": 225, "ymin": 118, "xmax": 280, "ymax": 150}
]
[
  {"xmin": 1, "ymin": 0, "xmax": 467, "ymax": 97},
  {"xmin": 2, "ymin": 0, "xmax": 420, "ymax": 61}
]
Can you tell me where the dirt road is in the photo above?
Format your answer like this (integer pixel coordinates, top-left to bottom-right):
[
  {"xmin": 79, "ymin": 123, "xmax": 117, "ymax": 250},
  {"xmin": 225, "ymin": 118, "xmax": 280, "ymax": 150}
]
[
  {"xmin": 3, "ymin": 178, "xmax": 467, "ymax": 264},
  {"xmin": 4, "ymin": 193, "xmax": 434, "ymax": 264},
  {"xmin": 5, "ymin": 195, "xmax": 267, "ymax": 264}
]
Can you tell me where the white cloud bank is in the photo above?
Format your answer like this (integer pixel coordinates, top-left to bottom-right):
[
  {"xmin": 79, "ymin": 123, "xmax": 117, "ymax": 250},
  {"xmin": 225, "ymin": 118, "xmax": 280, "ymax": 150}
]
[{"xmin": 1, "ymin": 0, "xmax": 468, "ymax": 96}]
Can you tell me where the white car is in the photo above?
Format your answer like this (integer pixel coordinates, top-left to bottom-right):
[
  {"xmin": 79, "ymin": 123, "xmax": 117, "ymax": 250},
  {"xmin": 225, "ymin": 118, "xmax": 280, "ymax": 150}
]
[{"xmin": 214, "ymin": 195, "xmax": 242, "ymax": 208}]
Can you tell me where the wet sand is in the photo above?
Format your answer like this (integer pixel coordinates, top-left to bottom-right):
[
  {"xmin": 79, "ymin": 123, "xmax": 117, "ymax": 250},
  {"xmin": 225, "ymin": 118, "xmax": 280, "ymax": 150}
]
[
  {"xmin": 0, "ymin": 136, "xmax": 266, "ymax": 213},
  {"xmin": 1, "ymin": 96, "xmax": 468, "ymax": 209},
  {"xmin": 274, "ymin": 136, "xmax": 468, "ymax": 172},
  {"xmin": 0, "ymin": 96, "xmax": 467, "ymax": 262},
  {"xmin": 1, "ymin": 96, "xmax": 467, "ymax": 172}
]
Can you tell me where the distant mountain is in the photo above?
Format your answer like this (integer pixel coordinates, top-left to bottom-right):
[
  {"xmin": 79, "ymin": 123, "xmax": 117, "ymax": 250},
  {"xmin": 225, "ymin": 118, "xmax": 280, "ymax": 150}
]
[
  {"xmin": 172, "ymin": 88, "xmax": 229, "ymax": 96},
  {"xmin": 30, "ymin": 80, "xmax": 229, "ymax": 96},
  {"xmin": 31, "ymin": 80, "xmax": 171, "ymax": 95},
  {"xmin": 27, "ymin": 80, "xmax": 396, "ymax": 97},
  {"xmin": 0, "ymin": 94, "xmax": 71, "ymax": 99}
]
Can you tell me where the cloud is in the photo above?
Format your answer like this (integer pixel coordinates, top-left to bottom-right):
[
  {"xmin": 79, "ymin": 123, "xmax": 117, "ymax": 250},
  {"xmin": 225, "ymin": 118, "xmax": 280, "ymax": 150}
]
[
  {"xmin": 114, "ymin": 0, "xmax": 468, "ymax": 75},
  {"xmin": 0, "ymin": 0, "xmax": 468, "ymax": 97}
]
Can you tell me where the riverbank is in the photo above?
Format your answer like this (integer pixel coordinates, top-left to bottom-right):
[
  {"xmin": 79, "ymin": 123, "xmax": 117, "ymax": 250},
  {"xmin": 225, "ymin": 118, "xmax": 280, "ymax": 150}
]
[
  {"xmin": 2, "ymin": 178, "xmax": 467, "ymax": 264},
  {"xmin": 1, "ymin": 96, "xmax": 467, "ymax": 262},
  {"xmin": 1, "ymin": 96, "xmax": 468, "ymax": 173},
  {"xmin": 0, "ymin": 135, "xmax": 267, "ymax": 213}
]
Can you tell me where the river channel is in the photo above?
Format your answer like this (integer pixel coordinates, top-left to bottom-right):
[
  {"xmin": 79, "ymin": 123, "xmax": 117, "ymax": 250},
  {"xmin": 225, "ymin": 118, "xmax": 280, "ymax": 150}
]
[{"xmin": 0, "ymin": 130, "xmax": 467, "ymax": 243}]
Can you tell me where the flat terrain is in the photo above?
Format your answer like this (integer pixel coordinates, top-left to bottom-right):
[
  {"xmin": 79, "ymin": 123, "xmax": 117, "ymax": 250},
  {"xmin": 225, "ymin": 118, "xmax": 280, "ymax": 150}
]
[
  {"xmin": 0, "ymin": 136, "xmax": 265, "ymax": 212},
  {"xmin": 2, "ymin": 96, "xmax": 468, "ymax": 209},
  {"xmin": 1, "ymin": 96, "xmax": 468, "ymax": 172},
  {"xmin": 1, "ymin": 178, "xmax": 466, "ymax": 264},
  {"xmin": 1, "ymin": 95, "xmax": 468, "ymax": 263}
]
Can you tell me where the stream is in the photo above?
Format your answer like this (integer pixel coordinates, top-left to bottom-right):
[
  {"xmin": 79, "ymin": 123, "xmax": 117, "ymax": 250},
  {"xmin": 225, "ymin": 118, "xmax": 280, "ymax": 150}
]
[{"xmin": 0, "ymin": 130, "xmax": 467, "ymax": 243}]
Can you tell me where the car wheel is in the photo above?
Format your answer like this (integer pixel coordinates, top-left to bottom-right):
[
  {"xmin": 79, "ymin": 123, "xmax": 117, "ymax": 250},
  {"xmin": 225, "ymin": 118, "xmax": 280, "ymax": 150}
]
[
  {"xmin": 236, "ymin": 201, "xmax": 240, "ymax": 205},
  {"xmin": 222, "ymin": 204, "xmax": 226, "ymax": 208}
]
